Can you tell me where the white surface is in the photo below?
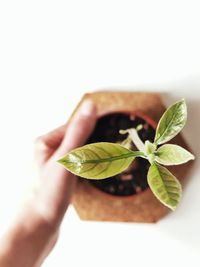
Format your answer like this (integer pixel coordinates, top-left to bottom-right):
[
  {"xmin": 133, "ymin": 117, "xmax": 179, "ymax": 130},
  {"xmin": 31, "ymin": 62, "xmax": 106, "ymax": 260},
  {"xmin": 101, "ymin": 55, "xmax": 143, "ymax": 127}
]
[{"xmin": 0, "ymin": 1, "xmax": 200, "ymax": 266}]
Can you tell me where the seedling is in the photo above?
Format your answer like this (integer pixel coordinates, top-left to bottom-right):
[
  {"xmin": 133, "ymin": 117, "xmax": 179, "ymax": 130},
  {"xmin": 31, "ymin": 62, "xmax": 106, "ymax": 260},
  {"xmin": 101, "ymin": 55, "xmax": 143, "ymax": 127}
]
[{"xmin": 58, "ymin": 99, "xmax": 195, "ymax": 210}]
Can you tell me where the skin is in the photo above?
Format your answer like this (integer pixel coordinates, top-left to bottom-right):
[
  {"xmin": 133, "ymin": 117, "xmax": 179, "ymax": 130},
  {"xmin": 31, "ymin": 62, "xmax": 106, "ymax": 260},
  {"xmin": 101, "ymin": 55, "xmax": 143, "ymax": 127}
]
[{"xmin": 0, "ymin": 100, "xmax": 97, "ymax": 267}]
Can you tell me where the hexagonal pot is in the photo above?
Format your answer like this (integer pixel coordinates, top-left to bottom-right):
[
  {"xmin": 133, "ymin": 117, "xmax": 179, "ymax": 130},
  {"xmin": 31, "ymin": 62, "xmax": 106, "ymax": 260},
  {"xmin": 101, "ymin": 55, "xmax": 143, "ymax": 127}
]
[{"xmin": 71, "ymin": 91, "xmax": 193, "ymax": 223}]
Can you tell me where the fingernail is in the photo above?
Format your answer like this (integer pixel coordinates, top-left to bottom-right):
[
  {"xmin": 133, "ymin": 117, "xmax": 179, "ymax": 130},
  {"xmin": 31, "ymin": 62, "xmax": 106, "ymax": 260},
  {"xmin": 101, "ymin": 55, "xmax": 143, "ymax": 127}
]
[{"xmin": 79, "ymin": 100, "xmax": 95, "ymax": 116}]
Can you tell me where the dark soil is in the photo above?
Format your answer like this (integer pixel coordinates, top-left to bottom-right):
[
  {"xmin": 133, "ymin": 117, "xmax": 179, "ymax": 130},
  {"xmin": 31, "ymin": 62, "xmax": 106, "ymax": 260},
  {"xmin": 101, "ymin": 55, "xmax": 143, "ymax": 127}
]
[{"xmin": 82, "ymin": 113, "xmax": 156, "ymax": 196}]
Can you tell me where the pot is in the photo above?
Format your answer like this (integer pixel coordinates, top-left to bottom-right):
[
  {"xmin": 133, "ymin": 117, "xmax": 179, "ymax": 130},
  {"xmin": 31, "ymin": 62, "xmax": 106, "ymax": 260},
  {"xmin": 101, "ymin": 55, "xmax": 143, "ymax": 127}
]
[{"xmin": 71, "ymin": 91, "xmax": 192, "ymax": 222}]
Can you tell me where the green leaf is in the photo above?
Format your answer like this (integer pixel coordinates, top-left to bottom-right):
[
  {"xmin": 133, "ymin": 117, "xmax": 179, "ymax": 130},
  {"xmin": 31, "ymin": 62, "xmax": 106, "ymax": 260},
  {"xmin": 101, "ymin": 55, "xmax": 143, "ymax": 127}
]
[
  {"xmin": 154, "ymin": 99, "xmax": 187, "ymax": 145},
  {"xmin": 147, "ymin": 162, "xmax": 182, "ymax": 210},
  {"xmin": 58, "ymin": 142, "xmax": 143, "ymax": 179},
  {"xmin": 145, "ymin": 140, "xmax": 156, "ymax": 155},
  {"xmin": 155, "ymin": 144, "xmax": 195, "ymax": 166}
]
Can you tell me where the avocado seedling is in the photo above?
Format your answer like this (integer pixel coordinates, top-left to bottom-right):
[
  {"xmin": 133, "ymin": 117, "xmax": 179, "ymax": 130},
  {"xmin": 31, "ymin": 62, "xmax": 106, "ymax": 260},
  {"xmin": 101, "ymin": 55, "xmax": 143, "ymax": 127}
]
[{"xmin": 58, "ymin": 99, "xmax": 195, "ymax": 210}]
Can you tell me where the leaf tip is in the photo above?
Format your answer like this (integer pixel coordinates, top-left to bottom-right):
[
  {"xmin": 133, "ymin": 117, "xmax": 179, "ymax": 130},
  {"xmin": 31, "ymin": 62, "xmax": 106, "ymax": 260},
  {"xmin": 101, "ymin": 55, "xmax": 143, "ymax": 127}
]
[
  {"xmin": 178, "ymin": 98, "xmax": 186, "ymax": 106},
  {"xmin": 180, "ymin": 98, "xmax": 187, "ymax": 112},
  {"xmin": 165, "ymin": 199, "xmax": 180, "ymax": 211},
  {"xmin": 57, "ymin": 158, "xmax": 63, "ymax": 164},
  {"xmin": 185, "ymin": 150, "xmax": 195, "ymax": 162},
  {"xmin": 169, "ymin": 206, "xmax": 176, "ymax": 211},
  {"xmin": 57, "ymin": 157, "xmax": 66, "ymax": 167}
]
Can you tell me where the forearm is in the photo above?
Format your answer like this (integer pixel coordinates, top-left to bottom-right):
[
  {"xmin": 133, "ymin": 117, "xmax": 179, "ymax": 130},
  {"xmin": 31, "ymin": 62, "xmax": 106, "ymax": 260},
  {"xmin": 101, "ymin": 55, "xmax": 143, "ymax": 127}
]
[
  {"xmin": 0, "ymin": 164, "xmax": 76, "ymax": 267},
  {"xmin": 0, "ymin": 200, "xmax": 59, "ymax": 267}
]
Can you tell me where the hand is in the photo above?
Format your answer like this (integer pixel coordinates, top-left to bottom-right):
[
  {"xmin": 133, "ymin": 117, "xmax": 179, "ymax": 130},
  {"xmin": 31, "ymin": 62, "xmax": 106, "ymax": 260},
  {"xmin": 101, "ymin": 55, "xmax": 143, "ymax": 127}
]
[
  {"xmin": 0, "ymin": 100, "xmax": 97, "ymax": 267},
  {"xmin": 34, "ymin": 99, "xmax": 97, "ymax": 227}
]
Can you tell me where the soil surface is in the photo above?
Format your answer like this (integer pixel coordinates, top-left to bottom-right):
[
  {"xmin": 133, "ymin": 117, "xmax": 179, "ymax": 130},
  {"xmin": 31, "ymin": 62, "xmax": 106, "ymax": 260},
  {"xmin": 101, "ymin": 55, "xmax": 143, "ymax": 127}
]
[{"xmin": 82, "ymin": 113, "xmax": 156, "ymax": 196}]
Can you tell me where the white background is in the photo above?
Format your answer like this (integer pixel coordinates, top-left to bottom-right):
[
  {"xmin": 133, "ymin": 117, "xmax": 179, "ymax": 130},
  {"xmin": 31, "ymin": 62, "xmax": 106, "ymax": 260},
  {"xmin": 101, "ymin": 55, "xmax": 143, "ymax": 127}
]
[{"xmin": 0, "ymin": 1, "xmax": 200, "ymax": 266}]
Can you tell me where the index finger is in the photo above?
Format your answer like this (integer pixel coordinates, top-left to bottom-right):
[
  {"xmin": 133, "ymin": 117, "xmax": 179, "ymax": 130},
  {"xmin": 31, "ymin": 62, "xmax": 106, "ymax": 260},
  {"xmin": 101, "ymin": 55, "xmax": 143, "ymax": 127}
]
[{"xmin": 35, "ymin": 123, "xmax": 68, "ymax": 166}]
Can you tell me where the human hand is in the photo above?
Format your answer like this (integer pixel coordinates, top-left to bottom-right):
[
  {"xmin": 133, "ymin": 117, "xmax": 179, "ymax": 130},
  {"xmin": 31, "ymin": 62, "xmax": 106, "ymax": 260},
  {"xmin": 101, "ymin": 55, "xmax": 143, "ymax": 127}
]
[
  {"xmin": 34, "ymin": 99, "xmax": 97, "ymax": 227},
  {"xmin": 0, "ymin": 99, "xmax": 97, "ymax": 267}
]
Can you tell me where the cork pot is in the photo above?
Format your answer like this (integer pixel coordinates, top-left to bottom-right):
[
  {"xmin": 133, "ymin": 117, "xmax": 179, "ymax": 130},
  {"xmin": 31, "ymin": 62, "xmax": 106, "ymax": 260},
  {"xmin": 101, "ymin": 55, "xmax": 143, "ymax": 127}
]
[{"xmin": 71, "ymin": 91, "xmax": 193, "ymax": 223}]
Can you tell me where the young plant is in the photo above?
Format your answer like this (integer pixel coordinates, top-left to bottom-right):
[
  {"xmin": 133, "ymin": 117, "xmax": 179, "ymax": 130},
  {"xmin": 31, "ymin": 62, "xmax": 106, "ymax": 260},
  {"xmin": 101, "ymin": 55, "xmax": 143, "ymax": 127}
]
[{"xmin": 58, "ymin": 99, "xmax": 195, "ymax": 210}]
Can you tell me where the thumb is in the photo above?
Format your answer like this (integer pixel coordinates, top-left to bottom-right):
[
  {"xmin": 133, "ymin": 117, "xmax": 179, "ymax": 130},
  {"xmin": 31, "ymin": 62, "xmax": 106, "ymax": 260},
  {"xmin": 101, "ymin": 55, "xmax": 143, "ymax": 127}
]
[{"xmin": 53, "ymin": 100, "xmax": 97, "ymax": 160}]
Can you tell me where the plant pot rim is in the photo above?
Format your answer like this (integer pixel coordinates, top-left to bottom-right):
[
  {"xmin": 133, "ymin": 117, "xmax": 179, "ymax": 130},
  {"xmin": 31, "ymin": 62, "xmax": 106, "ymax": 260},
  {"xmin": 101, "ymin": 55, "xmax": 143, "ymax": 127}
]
[
  {"xmin": 97, "ymin": 109, "xmax": 157, "ymax": 128},
  {"xmin": 87, "ymin": 109, "xmax": 157, "ymax": 201}
]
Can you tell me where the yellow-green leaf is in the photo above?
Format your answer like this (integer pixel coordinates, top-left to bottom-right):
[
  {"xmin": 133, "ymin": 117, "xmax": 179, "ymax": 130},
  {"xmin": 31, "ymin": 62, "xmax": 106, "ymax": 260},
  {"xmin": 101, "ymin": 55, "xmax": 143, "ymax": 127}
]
[
  {"xmin": 147, "ymin": 162, "xmax": 182, "ymax": 210},
  {"xmin": 154, "ymin": 99, "xmax": 187, "ymax": 145},
  {"xmin": 145, "ymin": 140, "xmax": 156, "ymax": 155},
  {"xmin": 155, "ymin": 144, "xmax": 195, "ymax": 166},
  {"xmin": 58, "ymin": 142, "xmax": 141, "ymax": 179}
]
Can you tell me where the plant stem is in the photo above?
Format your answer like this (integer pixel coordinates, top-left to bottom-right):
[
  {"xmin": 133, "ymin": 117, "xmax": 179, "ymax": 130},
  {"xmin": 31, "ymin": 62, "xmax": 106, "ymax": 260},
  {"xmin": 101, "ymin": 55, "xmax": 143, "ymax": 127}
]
[{"xmin": 128, "ymin": 129, "xmax": 146, "ymax": 152}]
